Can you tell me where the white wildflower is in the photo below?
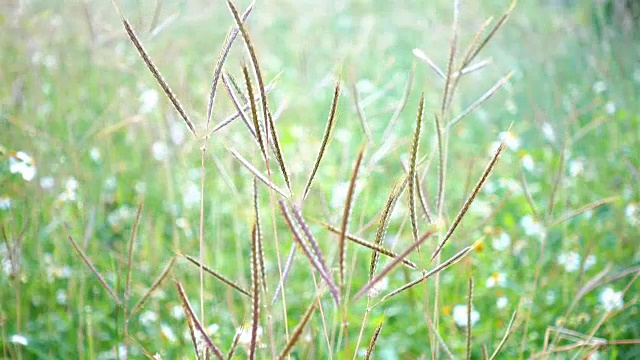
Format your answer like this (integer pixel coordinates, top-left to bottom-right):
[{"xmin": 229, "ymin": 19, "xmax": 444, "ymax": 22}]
[
  {"xmin": 40, "ymin": 176, "xmax": 55, "ymax": 190},
  {"xmin": 492, "ymin": 231, "xmax": 511, "ymax": 251},
  {"xmin": 557, "ymin": 251, "xmax": 581, "ymax": 272},
  {"xmin": 139, "ymin": 88, "xmax": 159, "ymax": 114},
  {"xmin": 592, "ymin": 81, "xmax": 607, "ymax": 94},
  {"xmin": 160, "ymin": 323, "xmax": 178, "ymax": 343},
  {"xmin": 452, "ymin": 304, "xmax": 480, "ymax": 328},
  {"xmin": 542, "ymin": 122, "xmax": 556, "ymax": 143},
  {"xmin": 9, "ymin": 151, "xmax": 36, "ymax": 181},
  {"xmin": 0, "ymin": 195, "xmax": 11, "ymax": 210},
  {"xmin": 568, "ymin": 159, "xmax": 585, "ymax": 177},
  {"xmin": 497, "ymin": 296, "xmax": 508, "ymax": 309},
  {"xmin": 605, "ymin": 102, "xmax": 616, "ymax": 115},
  {"xmin": 486, "ymin": 272, "xmax": 507, "ymax": 288},
  {"xmin": 598, "ymin": 287, "xmax": 623, "ymax": 312},
  {"xmin": 10, "ymin": 334, "xmax": 28, "ymax": 346},
  {"xmin": 170, "ymin": 305, "xmax": 185, "ymax": 320},
  {"xmin": 521, "ymin": 153, "xmax": 535, "ymax": 172},
  {"xmin": 139, "ymin": 310, "xmax": 158, "ymax": 326},
  {"xmin": 182, "ymin": 183, "xmax": 201, "ymax": 209},
  {"xmin": 520, "ymin": 215, "xmax": 544, "ymax": 238},
  {"xmin": 584, "ymin": 254, "xmax": 596, "ymax": 270},
  {"xmin": 237, "ymin": 324, "xmax": 263, "ymax": 346},
  {"xmin": 169, "ymin": 121, "xmax": 186, "ymax": 145},
  {"xmin": 151, "ymin": 141, "xmax": 168, "ymax": 161},
  {"xmin": 625, "ymin": 203, "xmax": 638, "ymax": 226},
  {"xmin": 90, "ymin": 147, "xmax": 101, "ymax": 163}
]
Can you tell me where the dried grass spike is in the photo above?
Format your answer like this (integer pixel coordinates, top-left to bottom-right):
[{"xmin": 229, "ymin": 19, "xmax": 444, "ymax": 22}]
[
  {"xmin": 267, "ymin": 110, "xmax": 292, "ymax": 193},
  {"xmin": 302, "ymin": 79, "xmax": 342, "ymax": 201},
  {"xmin": 111, "ymin": 0, "xmax": 197, "ymax": 138},
  {"xmin": 339, "ymin": 145, "xmax": 365, "ymax": 291},
  {"xmin": 430, "ymin": 142, "xmax": 505, "ymax": 261},
  {"xmin": 229, "ymin": 148, "xmax": 289, "ymax": 198},
  {"xmin": 253, "ymin": 178, "xmax": 267, "ymax": 293},
  {"xmin": 242, "ymin": 65, "xmax": 267, "ymax": 160},
  {"xmin": 409, "ymin": 94, "xmax": 425, "ymax": 247},
  {"xmin": 364, "ymin": 321, "xmax": 384, "ymax": 360},
  {"xmin": 131, "ymin": 257, "xmax": 177, "ymax": 314},
  {"xmin": 249, "ymin": 213, "xmax": 261, "ymax": 360},
  {"xmin": 179, "ymin": 252, "xmax": 251, "ymax": 298},
  {"xmin": 277, "ymin": 298, "xmax": 318, "ymax": 359}
]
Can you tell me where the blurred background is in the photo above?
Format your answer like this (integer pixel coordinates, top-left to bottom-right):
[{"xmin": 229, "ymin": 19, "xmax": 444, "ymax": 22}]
[{"xmin": 1, "ymin": 0, "xmax": 639, "ymax": 358}]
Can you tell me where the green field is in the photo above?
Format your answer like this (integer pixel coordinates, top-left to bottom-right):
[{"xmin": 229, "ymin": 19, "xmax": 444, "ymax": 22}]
[{"xmin": 1, "ymin": 0, "xmax": 639, "ymax": 359}]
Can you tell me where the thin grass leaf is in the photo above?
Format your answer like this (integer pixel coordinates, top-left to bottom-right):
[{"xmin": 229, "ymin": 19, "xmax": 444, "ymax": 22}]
[
  {"xmin": 228, "ymin": 148, "xmax": 289, "ymax": 198},
  {"xmin": 459, "ymin": 16, "xmax": 494, "ymax": 69},
  {"xmin": 460, "ymin": 58, "xmax": 493, "ymax": 76},
  {"xmin": 179, "ymin": 252, "xmax": 251, "ymax": 298},
  {"xmin": 364, "ymin": 321, "xmax": 384, "ymax": 360},
  {"xmin": 209, "ymin": 76, "xmax": 279, "ymax": 136},
  {"xmin": 277, "ymin": 299, "xmax": 318, "ymax": 360},
  {"xmin": 267, "ymin": 109, "xmax": 292, "ymax": 193},
  {"xmin": 110, "ymin": 0, "xmax": 197, "ymax": 138},
  {"xmin": 434, "ymin": 114, "xmax": 445, "ymax": 217},
  {"xmin": 221, "ymin": 72, "xmax": 258, "ymax": 140},
  {"xmin": 302, "ymin": 80, "xmax": 341, "ymax": 201},
  {"xmin": 205, "ymin": 2, "xmax": 254, "ymax": 128},
  {"xmin": 350, "ymin": 82, "xmax": 372, "ymax": 142},
  {"xmin": 253, "ymin": 179, "xmax": 267, "ymax": 294},
  {"xmin": 465, "ymin": 0, "xmax": 517, "ymax": 65},
  {"xmin": 322, "ymin": 223, "xmax": 417, "ymax": 270},
  {"xmin": 412, "ymin": 48, "xmax": 445, "ymax": 79},
  {"xmin": 227, "ymin": 324, "xmax": 244, "ymax": 360},
  {"xmin": 416, "ymin": 173, "xmax": 434, "ymax": 224},
  {"xmin": 408, "ymin": 94, "xmax": 425, "ymax": 247},
  {"xmin": 339, "ymin": 146, "xmax": 365, "ymax": 291},
  {"xmin": 489, "ymin": 310, "xmax": 518, "ymax": 360},
  {"xmin": 379, "ymin": 242, "xmax": 478, "ymax": 304},
  {"xmin": 272, "ymin": 244, "xmax": 297, "ymax": 305},
  {"xmin": 278, "ymin": 201, "xmax": 340, "ymax": 305},
  {"xmin": 549, "ymin": 196, "xmax": 619, "ymax": 227},
  {"xmin": 174, "ymin": 279, "xmax": 225, "ymax": 360},
  {"xmin": 227, "ymin": 0, "xmax": 271, "ymax": 154},
  {"xmin": 290, "ymin": 205, "xmax": 340, "ymax": 303},
  {"xmin": 242, "ymin": 64, "xmax": 267, "ymax": 160},
  {"xmin": 466, "ymin": 277, "xmax": 474, "ymax": 360},
  {"xmin": 131, "ymin": 257, "xmax": 176, "ymax": 314},
  {"xmin": 67, "ymin": 235, "xmax": 122, "ymax": 306},
  {"xmin": 125, "ymin": 203, "xmax": 144, "ymax": 308},
  {"xmin": 447, "ymin": 71, "xmax": 513, "ymax": 129},
  {"xmin": 441, "ymin": 0, "xmax": 460, "ymax": 114},
  {"xmin": 370, "ymin": 176, "xmax": 409, "ymax": 278},
  {"xmin": 382, "ymin": 68, "xmax": 414, "ymax": 140},
  {"xmin": 431, "ymin": 143, "xmax": 504, "ymax": 261},
  {"xmin": 249, "ymin": 216, "xmax": 261, "ymax": 360},
  {"xmin": 354, "ymin": 230, "xmax": 435, "ymax": 301}
]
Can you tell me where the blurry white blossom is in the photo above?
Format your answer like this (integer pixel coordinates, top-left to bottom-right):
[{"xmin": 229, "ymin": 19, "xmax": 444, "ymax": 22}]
[
  {"xmin": 56, "ymin": 289, "xmax": 67, "ymax": 305},
  {"xmin": 453, "ymin": 305, "xmax": 480, "ymax": 328},
  {"xmin": 170, "ymin": 121, "xmax": 186, "ymax": 145},
  {"xmin": 139, "ymin": 88, "xmax": 159, "ymax": 114},
  {"xmin": 592, "ymin": 81, "xmax": 607, "ymax": 94},
  {"xmin": 542, "ymin": 122, "xmax": 556, "ymax": 143},
  {"xmin": 57, "ymin": 177, "xmax": 79, "ymax": 203},
  {"xmin": 584, "ymin": 254, "xmax": 596, "ymax": 270},
  {"xmin": 10, "ymin": 334, "xmax": 28, "ymax": 346},
  {"xmin": 499, "ymin": 131, "xmax": 521, "ymax": 151},
  {"xmin": 9, "ymin": 151, "xmax": 36, "ymax": 181},
  {"xmin": 605, "ymin": 102, "xmax": 616, "ymax": 115},
  {"xmin": 520, "ymin": 215, "xmax": 544, "ymax": 238},
  {"xmin": 0, "ymin": 195, "xmax": 11, "ymax": 210},
  {"xmin": 497, "ymin": 296, "xmax": 508, "ymax": 309},
  {"xmin": 367, "ymin": 276, "xmax": 389, "ymax": 297},
  {"xmin": 171, "ymin": 305, "xmax": 185, "ymax": 320},
  {"xmin": 486, "ymin": 272, "xmax": 507, "ymax": 288},
  {"xmin": 183, "ymin": 183, "xmax": 201, "ymax": 209},
  {"xmin": 568, "ymin": 159, "xmax": 585, "ymax": 177},
  {"xmin": 139, "ymin": 310, "xmax": 158, "ymax": 326},
  {"xmin": 152, "ymin": 141, "xmax": 169, "ymax": 161},
  {"xmin": 237, "ymin": 324, "xmax": 263, "ymax": 346},
  {"xmin": 40, "ymin": 176, "xmax": 55, "ymax": 190},
  {"xmin": 492, "ymin": 231, "xmax": 511, "ymax": 251},
  {"xmin": 521, "ymin": 153, "xmax": 535, "ymax": 172},
  {"xmin": 160, "ymin": 323, "xmax": 178, "ymax": 343},
  {"xmin": 90, "ymin": 147, "xmax": 101, "ymax": 163},
  {"xmin": 599, "ymin": 287, "xmax": 623, "ymax": 312},
  {"xmin": 557, "ymin": 251, "xmax": 581, "ymax": 272},
  {"xmin": 625, "ymin": 203, "xmax": 638, "ymax": 226}
]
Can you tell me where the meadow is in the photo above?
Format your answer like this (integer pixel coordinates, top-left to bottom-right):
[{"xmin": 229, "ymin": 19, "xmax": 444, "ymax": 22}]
[{"xmin": 1, "ymin": 0, "xmax": 639, "ymax": 359}]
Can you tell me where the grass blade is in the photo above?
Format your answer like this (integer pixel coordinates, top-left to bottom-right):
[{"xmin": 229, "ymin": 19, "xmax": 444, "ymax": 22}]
[
  {"xmin": 228, "ymin": 148, "xmax": 289, "ymax": 198},
  {"xmin": 379, "ymin": 242, "xmax": 478, "ymax": 304},
  {"xmin": 370, "ymin": 176, "xmax": 408, "ymax": 278},
  {"xmin": 364, "ymin": 321, "xmax": 384, "ymax": 360},
  {"xmin": 413, "ymin": 48, "xmax": 445, "ymax": 79},
  {"xmin": 465, "ymin": 0, "xmax": 517, "ymax": 65},
  {"xmin": 253, "ymin": 178, "xmax": 267, "ymax": 294},
  {"xmin": 430, "ymin": 142, "xmax": 504, "ymax": 261},
  {"xmin": 67, "ymin": 235, "xmax": 122, "ymax": 306},
  {"xmin": 174, "ymin": 279, "xmax": 225, "ymax": 360},
  {"xmin": 339, "ymin": 145, "xmax": 365, "ymax": 291},
  {"xmin": 278, "ymin": 201, "xmax": 340, "ymax": 305},
  {"xmin": 242, "ymin": 64, "xmax": 267, "ymax": 161},
  {"xmin": 110, "ymin": 0, "xmax": 197, "ymax": 138},
  {"xmin": 382, "ymin": 68, "xmax": 414, "ymax": 140},
  {"xmin": 131, "ymin": 257, "xmax": 176, "ymax": 314},
  {"xmin": 434, "ymin": 114, "xmax": 445, "ymax": 217},
  {"xmin": 226, "ymin": 324, "xmax": 244, "ymax": 360},
  {"xmin": 277, "ymin": 298, "xmax": 318, "ymax": 360},
  {"xmin": 205, "ymin": 2, "xmax": 254, "ymax": 128},
  {"xmin": 178, "ymin": 252, "xmax": 251, "ymax": 298},
  {"xmin": 226, "ymin": 0, "xmax": 271, "ymax": 156},
  {"xmin": 221, "ymin": 72, "xmax": 259, "ymax": 140},
  {"xmin": 466, "ymin": 277, "xmax": 474, "ymax": 360},
  {"xmin": 350, "ymin": 82, "xmax": 372, "ymax": 142},
  {"xmin": 323, "ymin": 223, "xmax": 417, "ymax": 270},
  {"xmin": 409, "ymin": 94, "xmax": 425, "ymax": 247},
  {"xmin": 302, "ymin": 80, "xmax": 341, "ymax": 201},
  {"xmin": 354, "ymin": 229, "xmax": 435, "ymax": 301},
  {"xmin": 447, "ymin": 71, "xmax": 513, "ymax": 129},
  {"xmin": 272, "ymin": 244, "xmax": 297, "ymax": 305},
  {"xmin": 267, "ymin": 109, "xmax": 292, "ymax": 193},
  {"xmin": 489, "ymin": 310, "xmax": 518, "ymax": 360}
]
